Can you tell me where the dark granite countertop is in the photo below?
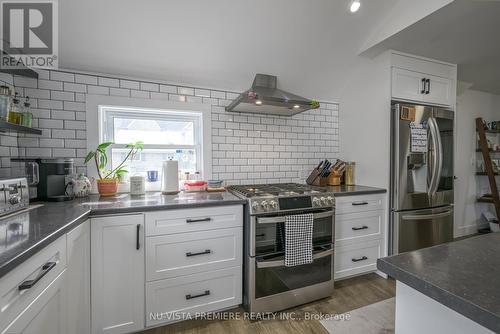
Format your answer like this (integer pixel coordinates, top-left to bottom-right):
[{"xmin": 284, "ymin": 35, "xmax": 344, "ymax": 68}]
[
  {"xmin": 0, "ymin": 191, "xmax": 245, "ymax": 279},
  {"xmin": 324, "ymin": 185, "xmax": 386, "ymax": 197},
  {"xmin": 377, "ymin": 233, "xmax": 500, "ymax": 333}
]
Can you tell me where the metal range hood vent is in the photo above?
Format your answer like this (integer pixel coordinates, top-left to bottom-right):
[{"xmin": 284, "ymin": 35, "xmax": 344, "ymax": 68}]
[{"xmin": 225, "ymin": 74, "xmax": 319, "ymax": 116}]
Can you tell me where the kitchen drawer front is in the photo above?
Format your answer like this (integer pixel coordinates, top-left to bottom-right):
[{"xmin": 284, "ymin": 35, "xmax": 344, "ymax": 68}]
[
  {"xmin": 146, "ymin": 266, "xmax": 242, "ymax": 327},
  {"xmin": 334, "ymin": 240, "xmax": 382, "ymax": 280},
  {"xmin": 146, "ymin": 227, "xmax": 242, "ymax": 281},
  {"xmin": 145, "ymin": 205, "xmax": 243, "ymax": 236},
  {"xmin": 335, "ymin": 194, "xmax": 386, "ymax": 215},
  {"xmin": 0, "ymin": 235, "xmax": 66, "ymax": 329},
  {"xmin": 335, "ymin": 210, "xmax": 384, "ymax": 244}
]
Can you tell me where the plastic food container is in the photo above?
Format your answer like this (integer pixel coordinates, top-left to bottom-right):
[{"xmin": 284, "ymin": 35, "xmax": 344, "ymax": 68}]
[{"xmin": 184, "ymin": 180, "xmax": 207, "ymax": 192}]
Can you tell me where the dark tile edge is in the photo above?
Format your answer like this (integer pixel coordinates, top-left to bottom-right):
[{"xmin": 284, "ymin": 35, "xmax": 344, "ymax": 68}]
[{"xmin": 377, "ymin": 258, "xmax": 500, "ymax": 333}]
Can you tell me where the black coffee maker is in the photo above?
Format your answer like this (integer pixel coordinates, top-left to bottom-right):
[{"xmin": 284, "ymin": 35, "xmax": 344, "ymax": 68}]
[{"xmin": 37, "ymin": 158, "xmax": 74, "ymax": 201}]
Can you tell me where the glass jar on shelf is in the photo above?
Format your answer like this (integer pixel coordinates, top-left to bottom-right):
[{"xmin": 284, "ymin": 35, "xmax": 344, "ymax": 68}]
[
  {"xmin": 7, "ymin": 92, "xmax": 22, "ymax": 124},
  {"xmin": 0, "ymin": 85, "xmax": 11, "ymax": 121},
  {"xmin": 21, "ymin": 96, "xmax": 33, "ymax": 127}
]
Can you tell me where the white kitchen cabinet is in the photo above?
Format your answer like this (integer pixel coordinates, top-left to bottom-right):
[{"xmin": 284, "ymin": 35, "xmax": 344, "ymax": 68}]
[
  {"xmin": 91, "ymin": 214, "xmax": 145, "ymax": 334},
  {"xmin": 2, "ymin": 270, "xmax": 68, "ymax": 334},
  {"xmin": 66, "ymin": 220, "xmax": 90, "ymax": 334},
  {"xmin": 391, "ymin": 53, "xmax": 456, "ymax": 107},
  {"xmin": 335, "ymin": 193, "xmax": 387, "ymax": 280}
]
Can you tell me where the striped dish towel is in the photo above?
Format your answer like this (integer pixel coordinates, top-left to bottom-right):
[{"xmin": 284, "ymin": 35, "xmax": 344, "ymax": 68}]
[{"xmin": 285, "ymin": 213, "xmax": 314, "ymax": 267}]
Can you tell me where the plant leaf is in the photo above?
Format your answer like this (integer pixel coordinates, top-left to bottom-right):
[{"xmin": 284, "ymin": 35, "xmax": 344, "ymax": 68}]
[
  {"xmin": 84, "ymin": 151, "xmax": 95, "ymax": 164},
  {"xmin": 97, "ymin": 141, "xmax": 114, "ymax": 151}
]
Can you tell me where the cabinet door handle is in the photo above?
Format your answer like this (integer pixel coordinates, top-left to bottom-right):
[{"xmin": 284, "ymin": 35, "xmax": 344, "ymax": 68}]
[
  {"xmin": 186, "ymin": 249, "xmax": 211, "ymax": 257},
  {"xmin": 186, "ymin": 217, "xmax": 211, "ymax": 223},
  {"xmin": 256, "ymin": 233, "xmax": 266, "ymax": 237},
  {"xmin": 18, "ymin": 262, "xmax": 56, "ymax": 290},
  {"xmin": 136, "ymin": 224, "xmax": 140, "ymax": 250},
  {"xmin": 352, "ymin": 201, "xmax": 368, "ymax": 206},
  {"xmin": 426, "ymin": 78, "xmax": 430, "ymax": 94},
  {"xmin": 351, "ymin": 256, "xmax": 368, "ymax": 262},
  {"xmin": 186, "ymin": 290, "xmax": 210, "ymax": 300},
  {"xmin": 352, "ymin": 226, "xmax": 368, "ymax": 231},
  {"xmin": 421, "ymin": 78, "xmax": 426, "ymax": 94}
]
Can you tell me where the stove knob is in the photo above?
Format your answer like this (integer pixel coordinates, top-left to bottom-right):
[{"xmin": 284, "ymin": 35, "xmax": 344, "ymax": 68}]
[
  {"xmin": 320, "ymin": 197, "xmax": 329, "ymax": 206},
  {"xmin": 326, "ymin": 196, "xmax": 334, "ymax": 206},
  {"xmin": 261, "ymin": 200, "xmax": 270, "ymax": 211},
  {"xmin": 312, "ymin": 197, "xmax": 321, "ymax": 207},
  {"xmin": 252, "ymin": 201, "xmax": 261, "ymax": 212}
]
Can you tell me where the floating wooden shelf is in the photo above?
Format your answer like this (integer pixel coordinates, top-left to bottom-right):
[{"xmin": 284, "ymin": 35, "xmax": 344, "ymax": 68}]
[
  {"xmin": 476, "ymin": 172, "xmax": 499, "ymax": 176},
  {"xmin": 478, "ymin": 195, "xmax": 495, "ymax": 203},
  {"xmin": 0, "ymin": 120, "xmax": 42, "ymax": 135},
  {"xmin": 476, "ymin": 148, "xmax": 500, "ymax": 153}
]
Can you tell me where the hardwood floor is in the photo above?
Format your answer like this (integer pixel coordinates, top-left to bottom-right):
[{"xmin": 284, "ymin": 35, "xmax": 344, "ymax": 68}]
[{"xmin": 139, "ymin": 273, "xmax": 395, "ymax": 334}]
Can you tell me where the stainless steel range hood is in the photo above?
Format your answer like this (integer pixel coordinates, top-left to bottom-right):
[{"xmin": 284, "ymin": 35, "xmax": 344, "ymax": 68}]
[{"xmin": 225, "ymin": 74, "xmax": 318, "ymax": 116}]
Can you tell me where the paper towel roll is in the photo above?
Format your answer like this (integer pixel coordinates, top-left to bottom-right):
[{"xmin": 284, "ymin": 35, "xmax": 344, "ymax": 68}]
[{"xmin": 161, "ymin": 160, "xmax": 179, "ymax": 194}]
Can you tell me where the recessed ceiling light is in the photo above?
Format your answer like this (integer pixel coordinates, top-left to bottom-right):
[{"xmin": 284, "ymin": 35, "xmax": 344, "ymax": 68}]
[
  {"xmin": 255, "ymin": 100, "xmax": 262, "ymax": 105},
  {"xmin": 350, "ymin": 0, "xmax": 360, "ymax": 13},
  {"xmin": 293, "ymin": 105, "xmax": 300, "ymax": 109}
]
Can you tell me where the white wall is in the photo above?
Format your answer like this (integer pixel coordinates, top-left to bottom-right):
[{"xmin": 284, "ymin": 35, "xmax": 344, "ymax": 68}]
[
  {"xmin": 339, "ymin": 52, "xmax": 392, "ymax": 189},
  {"xmin": 454, "ymin": 84, "xmax": 500, "ymax": 236}
]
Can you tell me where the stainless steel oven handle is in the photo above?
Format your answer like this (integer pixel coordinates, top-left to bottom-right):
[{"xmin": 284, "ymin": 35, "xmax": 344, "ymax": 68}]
[
  {"xmin": 256, "ymin": 210, "xmax": 334, "ymax": 224},
  {"xmin": 255, "ymin": 248, "xmax": 333, "ymax": 269}
]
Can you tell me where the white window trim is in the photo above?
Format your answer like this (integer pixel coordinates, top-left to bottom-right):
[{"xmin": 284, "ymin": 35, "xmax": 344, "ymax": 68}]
[{"xmin": 86, "ymin": 95, "xmax": 212, "ymax": 191}]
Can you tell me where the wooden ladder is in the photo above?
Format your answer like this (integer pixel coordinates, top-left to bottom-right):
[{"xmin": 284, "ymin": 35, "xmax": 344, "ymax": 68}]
[{"xmin": 476, "ymin": 117, "xmax": 500, "ymax": 220}]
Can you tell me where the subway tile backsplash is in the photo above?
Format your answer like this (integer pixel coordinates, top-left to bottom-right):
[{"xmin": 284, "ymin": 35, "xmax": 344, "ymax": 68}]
[{"xmin": 1, "ymin": 69, "xmax": 339, "ymax": 184}]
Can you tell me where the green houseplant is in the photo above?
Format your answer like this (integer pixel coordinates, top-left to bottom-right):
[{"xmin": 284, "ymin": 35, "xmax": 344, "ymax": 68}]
[{"xmin": 84, "ymin": 141, "xmax": 144, "ymax": 196}]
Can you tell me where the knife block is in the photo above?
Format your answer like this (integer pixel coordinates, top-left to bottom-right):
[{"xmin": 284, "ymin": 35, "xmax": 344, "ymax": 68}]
[
  {"xmin": 326, "ymin": 171, "xmax": 343, "ymax": 186},
  {"xmin": 311, "ymin": 177, "xmax": 328, "ymax": 186}
]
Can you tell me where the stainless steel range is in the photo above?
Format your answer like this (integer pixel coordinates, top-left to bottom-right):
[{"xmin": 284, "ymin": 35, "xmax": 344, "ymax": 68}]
[{"xmin": 227, "ymin": 183, "xmax": 335, "ymax": 314}]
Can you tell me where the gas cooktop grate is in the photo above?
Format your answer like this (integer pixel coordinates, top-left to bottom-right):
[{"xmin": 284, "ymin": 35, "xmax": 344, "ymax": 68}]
[{"xmin": 227, "ymin": 183, "xmax": 327, "ymax": 198}]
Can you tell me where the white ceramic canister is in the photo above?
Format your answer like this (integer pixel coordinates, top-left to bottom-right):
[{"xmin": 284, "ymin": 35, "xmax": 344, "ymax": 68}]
[{"xmin": 130, "ymin": 175, "xmax": 145, "ymax": 195}]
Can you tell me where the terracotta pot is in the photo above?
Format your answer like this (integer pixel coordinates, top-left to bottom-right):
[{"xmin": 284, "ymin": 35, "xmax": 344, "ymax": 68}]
[{"xmin": 96, "ymin": 178, "xmax": 118, "ymax": 197}]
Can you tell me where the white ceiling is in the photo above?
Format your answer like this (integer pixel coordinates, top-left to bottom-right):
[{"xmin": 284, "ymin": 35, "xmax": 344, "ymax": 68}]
[
  {"xmin": 59, "ymin": 0, "xmax": 400, "ymax": 101},
  {"xmin": 362, "ymin": 0, "xmax": 500, "ymax": 95}
]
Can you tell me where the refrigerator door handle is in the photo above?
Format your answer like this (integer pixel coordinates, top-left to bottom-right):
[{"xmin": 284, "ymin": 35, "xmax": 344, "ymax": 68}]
[
  {"xmin": 427, "ymin": 117, "xmax": 441, "ymax": 195},
  {"xmin": 433, "ymin": 117, "xmax": 443, "ymax": 194},
  {"xmin": 401, "ymin": 209, "xmax": 453, "ymax": 221}
]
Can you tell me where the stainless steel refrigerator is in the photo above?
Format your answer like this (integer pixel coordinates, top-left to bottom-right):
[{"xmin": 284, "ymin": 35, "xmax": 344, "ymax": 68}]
[{"xmin": 390, "ymin": 102, "xmax": 454, "ymax": 255}]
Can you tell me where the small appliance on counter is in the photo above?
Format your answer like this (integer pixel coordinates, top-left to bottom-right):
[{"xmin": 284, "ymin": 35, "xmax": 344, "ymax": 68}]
[
  {"xmin": 25, "ymin": 161, "xmax": 39, "ymax": 199},
  {"xmin": 37, "ymin": 158, "xmax": 75, "ymax": 201},
  {"xmin": 0, "ymin": 178, "xmax": 29, "ymax": 217}
]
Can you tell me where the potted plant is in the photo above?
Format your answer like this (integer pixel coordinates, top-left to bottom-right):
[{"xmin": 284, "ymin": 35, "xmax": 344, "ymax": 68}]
[{"xmin": 84, "ymin": 141, "xmax": 144, "ymax": 196}]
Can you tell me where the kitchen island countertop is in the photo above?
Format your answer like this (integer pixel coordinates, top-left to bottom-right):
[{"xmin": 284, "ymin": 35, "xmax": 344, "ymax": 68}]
[{"xmin": 378, "ymin": 233, "xmax": 500, "ymax": 333}]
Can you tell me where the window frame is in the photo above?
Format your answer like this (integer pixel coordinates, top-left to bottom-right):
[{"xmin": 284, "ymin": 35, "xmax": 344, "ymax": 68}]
[
  {"xmin": 86, "ymin": 95, "xmax": 212, "ymax": 192},
  {"xmin": 100, "ymin": 106, "xmax": 203, "ymax": 174}
]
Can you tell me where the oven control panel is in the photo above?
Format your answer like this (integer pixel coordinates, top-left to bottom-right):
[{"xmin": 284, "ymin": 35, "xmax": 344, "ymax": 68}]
[
  {"xmin": 249, "ymin": 195, "xmax": 335, "ymax": 214},
  {"xmin": 311, "ymin": 195, "xmax": 335, "ymax": 208}
]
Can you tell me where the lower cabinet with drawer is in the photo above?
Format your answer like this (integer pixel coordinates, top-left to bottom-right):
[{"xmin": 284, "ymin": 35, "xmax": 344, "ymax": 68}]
[
  {"xmin": 146, "ymin": 266, "xmax": 242, "ymax": 327},
  {"xmin": 145, "ymin": 205, "xmax": 243, "ymax": 327},
  {"xmin": 334, "ymin": 193, "xmax": 387, "ymax": 280}
]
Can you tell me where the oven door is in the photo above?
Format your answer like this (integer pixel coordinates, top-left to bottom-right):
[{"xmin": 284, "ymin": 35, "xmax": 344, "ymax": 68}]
[
  {"xmin": 253, "ymin": 244, "xmax": 333, "ymax": 300},
  {"xmin": 251, "ymin": 210, "xmax": 334, "ymax": 257}
]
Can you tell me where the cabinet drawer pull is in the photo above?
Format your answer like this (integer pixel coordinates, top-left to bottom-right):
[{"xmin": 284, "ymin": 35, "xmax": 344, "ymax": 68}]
[
  {"xmin": 18, "ymin": 262, "xmax": 56, "ymax": 290},
  {"xmin": 421, "ymin": 78, "xmax": 426, "ymax": 94},
  {"xmin": 186, "ymin": 249, "xmax": 211, "ymax": 257},
  {"xmin": 186, "ymin": 217, "xmax": 211, "ymax": 223},
  {"xmin": 256, "ymin": 233, "xmax": 265, "ymax": 237},
  {"xmin": 425, "ymin": 78, "xmax": 431, "ymax": 94},
  {"xmin": 352, "ymin": 226, "xmax": 368, "ymax": 231},
  {"xmin": 136, "ymin": 224, "xmax": 141, "ymax": 250},
  {"xmin": 186, "ymin": 290, "xmax": 210, "ymax": 300},
  {"xmin": 351, "ymin": 256, "xmax": 368, "ymax": 262},
  {"xmin": 352, "ymin": 201, "xmax": 369, "ymax": 206}
]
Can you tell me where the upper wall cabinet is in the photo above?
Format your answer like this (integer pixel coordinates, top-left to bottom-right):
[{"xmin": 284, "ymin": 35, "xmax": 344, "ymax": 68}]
[{"xmin": 391, "ymin": 53, "xmax": 456, "ymax": 108}]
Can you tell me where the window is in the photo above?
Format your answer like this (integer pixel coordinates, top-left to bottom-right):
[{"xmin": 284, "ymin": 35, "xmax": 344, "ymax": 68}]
[{"xmin": 99, "ymin": 106, "xmax": 203, "ymax": 180}]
